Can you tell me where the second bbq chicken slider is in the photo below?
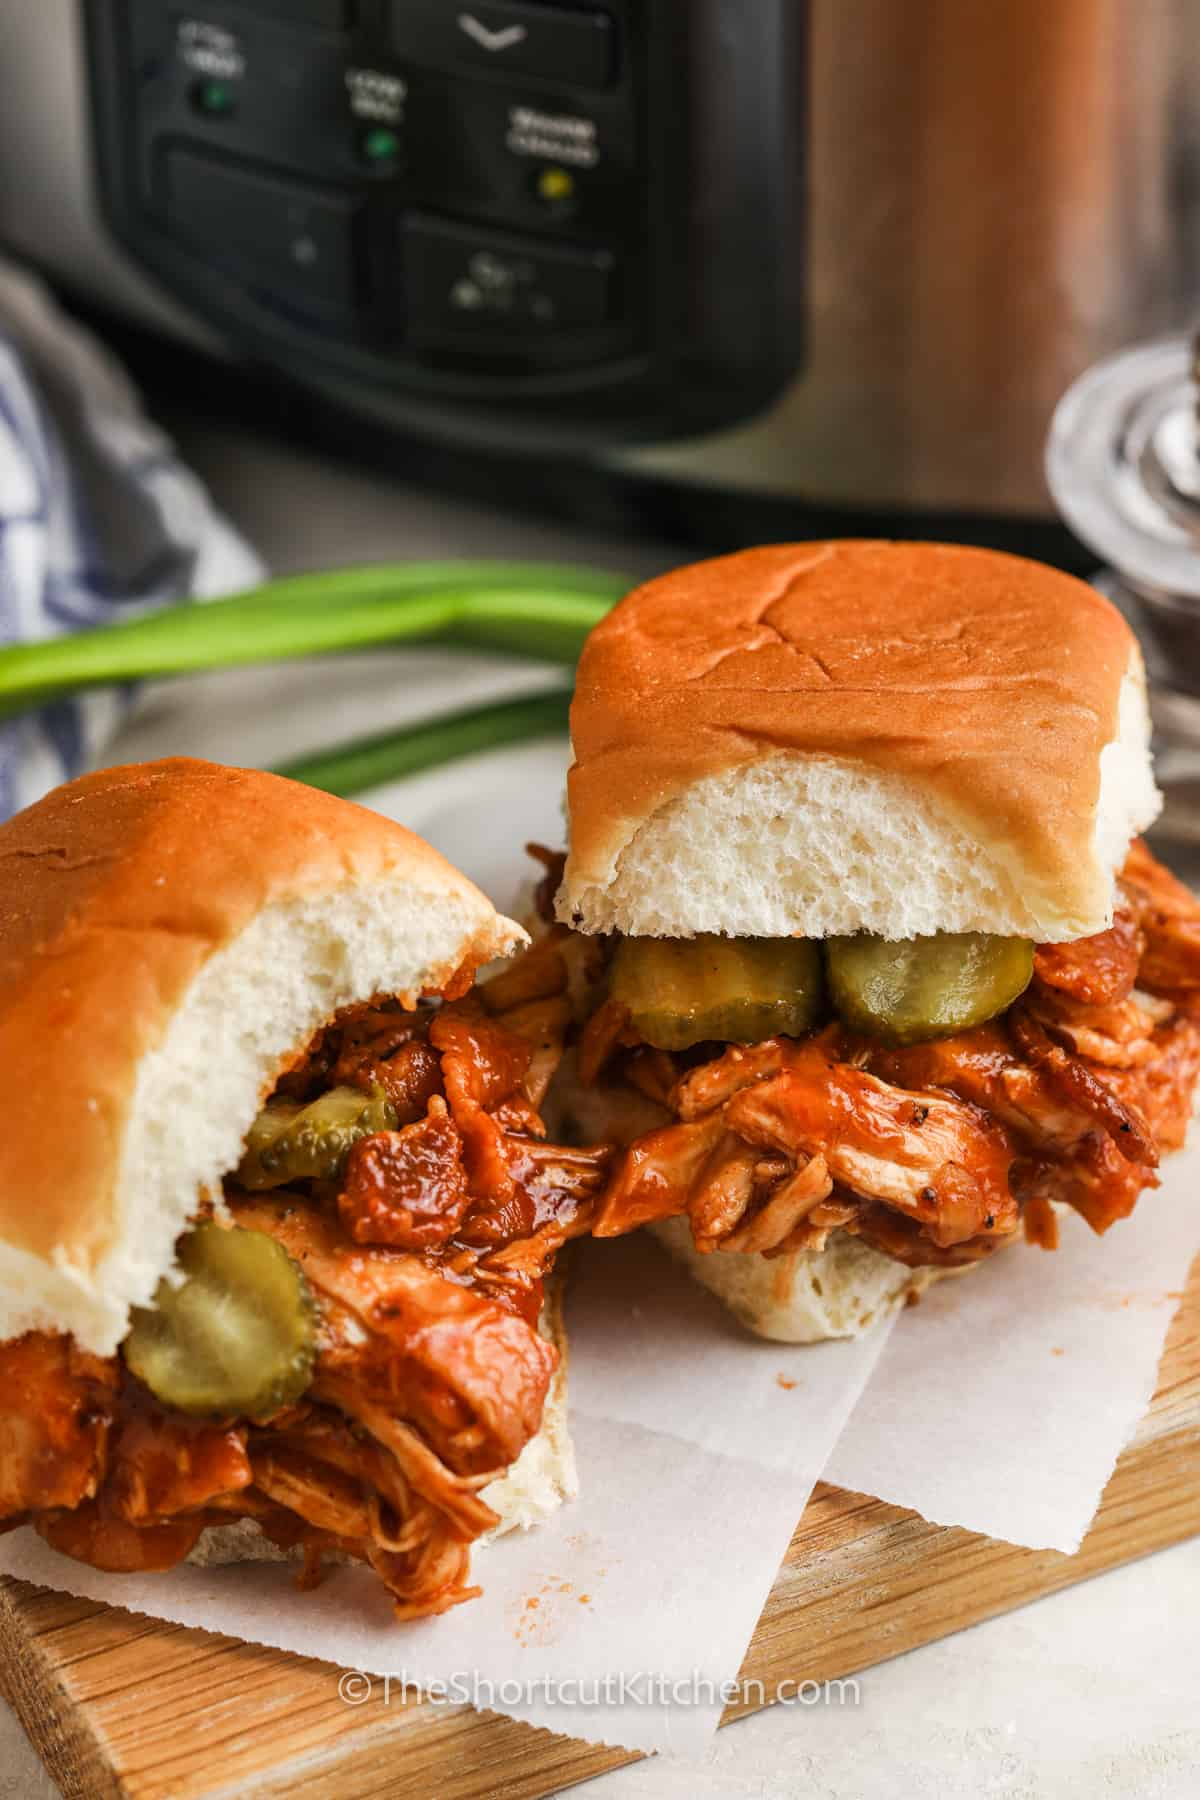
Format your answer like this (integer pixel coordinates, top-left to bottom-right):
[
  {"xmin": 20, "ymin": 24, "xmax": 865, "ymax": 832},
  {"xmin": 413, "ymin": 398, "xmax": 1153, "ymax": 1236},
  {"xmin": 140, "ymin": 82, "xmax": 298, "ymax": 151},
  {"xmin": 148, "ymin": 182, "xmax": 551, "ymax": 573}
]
[{"xmin": 549, "ymin": 541, "xmax": 1200, "ymax": 1340}]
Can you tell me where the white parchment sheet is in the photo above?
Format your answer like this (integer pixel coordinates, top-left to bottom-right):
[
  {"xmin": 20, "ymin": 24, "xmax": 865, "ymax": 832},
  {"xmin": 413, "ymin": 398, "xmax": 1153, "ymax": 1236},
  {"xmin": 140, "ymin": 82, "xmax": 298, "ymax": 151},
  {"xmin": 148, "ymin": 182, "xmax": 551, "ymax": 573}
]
[{"xmin": 826, "ymin": 1154, "xmax": 1200, "ymax": 1553}]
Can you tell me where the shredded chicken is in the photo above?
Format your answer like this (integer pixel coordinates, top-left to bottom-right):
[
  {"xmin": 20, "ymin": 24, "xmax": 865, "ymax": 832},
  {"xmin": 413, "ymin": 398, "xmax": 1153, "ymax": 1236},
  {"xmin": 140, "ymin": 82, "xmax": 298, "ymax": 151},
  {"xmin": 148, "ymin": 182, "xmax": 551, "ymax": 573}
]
[
  {"xmin": 595, "ymin": 1031, "xmax": 1018, "ymax": 1255},
  {"xmin": 1120, "ymin": 839, "xmax": 1200, "ymax": 998},
  {"xmin": 584, "ymin": 842, "xmax": 1200, "ymax": 1267},
  {"xmin": 0, "ymin": 966, "xmax": 611, "ymax": 1619},
  {"xmin": 7, "ymin": 839, "xmax": 1198, "ymax": 1608},
  {"xmin": 0, "ymin": 1335, "xmax": 117, "ymax": 1521},
  {"xmin": 1032, "ymin": 911, "xmax": 1145, "ymax": 1006}
]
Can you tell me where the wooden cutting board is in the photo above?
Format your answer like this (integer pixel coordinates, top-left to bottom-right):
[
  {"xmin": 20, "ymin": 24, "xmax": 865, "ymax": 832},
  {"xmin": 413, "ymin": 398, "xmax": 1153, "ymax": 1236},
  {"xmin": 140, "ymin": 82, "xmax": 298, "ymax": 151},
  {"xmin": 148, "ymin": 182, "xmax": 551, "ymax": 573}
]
[{"xmin": 3, "ymin": 1252, "xmax": 1198, "ymax": 1800}]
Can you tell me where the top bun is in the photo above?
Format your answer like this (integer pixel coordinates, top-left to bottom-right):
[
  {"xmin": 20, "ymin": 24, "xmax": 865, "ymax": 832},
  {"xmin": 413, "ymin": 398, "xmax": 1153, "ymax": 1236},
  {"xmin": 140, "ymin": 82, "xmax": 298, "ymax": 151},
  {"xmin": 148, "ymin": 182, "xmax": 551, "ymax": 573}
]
[
  {"xmin": 0, "ymin": 759, "xmax": 524, "ymax": 1354},
  {"xmin": 557, "ymin": 542, "xmax": 1159, "ymax": 942}
]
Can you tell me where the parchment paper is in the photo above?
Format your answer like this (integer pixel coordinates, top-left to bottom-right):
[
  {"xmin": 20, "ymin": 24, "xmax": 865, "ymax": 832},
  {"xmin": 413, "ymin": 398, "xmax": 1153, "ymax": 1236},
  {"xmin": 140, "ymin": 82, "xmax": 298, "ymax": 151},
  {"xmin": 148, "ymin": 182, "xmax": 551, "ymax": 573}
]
[{"xmin": 826, "ymin": 1164, "xmax": 1200, "ymax": 1552}]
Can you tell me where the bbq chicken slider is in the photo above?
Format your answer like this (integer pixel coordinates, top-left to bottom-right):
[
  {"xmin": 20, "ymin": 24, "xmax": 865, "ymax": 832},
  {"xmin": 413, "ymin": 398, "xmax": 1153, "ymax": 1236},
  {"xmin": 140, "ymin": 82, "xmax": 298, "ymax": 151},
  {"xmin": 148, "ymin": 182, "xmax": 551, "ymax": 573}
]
[
  {"xmin": 0, "ymin": 759, "xmax": 597, "ymax": 1616},
  {"xmin": 549, "ymin": 542, "xmax": 1200, "ymax": 1340}
]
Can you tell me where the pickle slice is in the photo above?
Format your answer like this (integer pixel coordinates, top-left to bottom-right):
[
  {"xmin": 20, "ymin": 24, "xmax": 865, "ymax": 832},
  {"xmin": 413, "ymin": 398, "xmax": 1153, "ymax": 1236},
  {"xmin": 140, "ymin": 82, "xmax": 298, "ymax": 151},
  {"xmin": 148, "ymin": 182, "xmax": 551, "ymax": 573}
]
[
  {"xmin": 237, "ymin": 1084, "xmax": 396, "ymax": 1190},
  {"xmin": 826, "ymin": 931, "xmax": 1034, "ymax": 1045},
  {"xmin": 609, "ymin": 934, "xmax": 825, "ymax": 1051},
  {"xmin": 123, "ymin": 1221, "xmax": 316, "ymax": 1419}
]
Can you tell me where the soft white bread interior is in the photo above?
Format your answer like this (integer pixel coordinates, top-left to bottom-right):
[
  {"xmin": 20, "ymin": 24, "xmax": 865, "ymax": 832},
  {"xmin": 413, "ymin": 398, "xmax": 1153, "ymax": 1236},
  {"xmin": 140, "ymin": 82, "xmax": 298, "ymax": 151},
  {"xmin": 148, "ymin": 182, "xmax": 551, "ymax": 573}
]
[
  {"xmin": 190, "ymin": 1275, "xmax": 577, "ymax": 1566},
  {"xmin": 649, "ymin": 1216, "xmax": 935, "ymax": 1344},
  {"xmin": 557, "ymin": 542, "xmax": 1160, "ymax": 942},
  {"xmin": 0, "ymin": 758, "xmax": 525, "ymax": 1356}
]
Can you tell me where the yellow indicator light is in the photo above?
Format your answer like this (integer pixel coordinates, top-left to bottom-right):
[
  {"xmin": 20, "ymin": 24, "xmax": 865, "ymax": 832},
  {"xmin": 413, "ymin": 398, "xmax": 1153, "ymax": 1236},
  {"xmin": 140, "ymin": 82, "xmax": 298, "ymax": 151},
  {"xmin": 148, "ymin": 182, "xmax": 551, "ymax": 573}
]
[{"xmin": 536, "ymin": 166, "xmax": 575, "ymax": 204}]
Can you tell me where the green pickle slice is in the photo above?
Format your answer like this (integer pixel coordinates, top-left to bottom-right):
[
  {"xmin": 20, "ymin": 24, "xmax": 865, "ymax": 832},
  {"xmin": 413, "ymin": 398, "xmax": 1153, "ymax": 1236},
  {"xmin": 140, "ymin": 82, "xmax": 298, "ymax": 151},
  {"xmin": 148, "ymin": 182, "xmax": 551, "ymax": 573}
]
[
  {"xmin": 123, "ymin": 1221, "xmax": 316, "ymax": 1419},
  {"xmin": 609, "ymin": 934, "xmax": 825, "ymax": 1051},
  {"xmin": 825, "ymin": 931, "xmax": 1034, "ymax": 1045},
  {"xmin": 237, "ymin": 1084, "xmax": 396, "ymax": 1190}
]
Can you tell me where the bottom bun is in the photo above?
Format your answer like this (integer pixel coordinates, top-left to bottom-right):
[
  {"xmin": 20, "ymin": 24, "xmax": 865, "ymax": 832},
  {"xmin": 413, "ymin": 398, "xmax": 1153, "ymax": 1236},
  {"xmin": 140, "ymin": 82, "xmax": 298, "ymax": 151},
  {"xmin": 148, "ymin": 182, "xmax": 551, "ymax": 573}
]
[
  {"xmin": 649, "ymin": 1214, "xmax": 952, "ymax": 1344},
  {"xmin": 186, "ymin": 1274, "xmax": 577, "ymax": 1574}
]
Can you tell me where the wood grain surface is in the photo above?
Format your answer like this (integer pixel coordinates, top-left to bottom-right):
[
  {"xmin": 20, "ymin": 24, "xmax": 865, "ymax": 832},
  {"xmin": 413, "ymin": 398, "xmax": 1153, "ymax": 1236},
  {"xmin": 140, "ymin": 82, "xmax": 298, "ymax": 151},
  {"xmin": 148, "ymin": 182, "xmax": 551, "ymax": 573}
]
[{"xmin": 2, "ymin": 1255, "xmax": 1196, "ymax": 1800}]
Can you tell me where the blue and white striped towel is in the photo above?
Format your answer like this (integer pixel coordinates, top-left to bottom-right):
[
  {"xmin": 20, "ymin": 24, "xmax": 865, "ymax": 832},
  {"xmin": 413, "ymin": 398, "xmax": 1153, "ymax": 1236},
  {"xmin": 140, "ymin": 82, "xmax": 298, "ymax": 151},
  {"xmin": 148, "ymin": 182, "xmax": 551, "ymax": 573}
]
[{"xmin": 0, "ymin": 259, "xmax": 263, "ymax": 820}]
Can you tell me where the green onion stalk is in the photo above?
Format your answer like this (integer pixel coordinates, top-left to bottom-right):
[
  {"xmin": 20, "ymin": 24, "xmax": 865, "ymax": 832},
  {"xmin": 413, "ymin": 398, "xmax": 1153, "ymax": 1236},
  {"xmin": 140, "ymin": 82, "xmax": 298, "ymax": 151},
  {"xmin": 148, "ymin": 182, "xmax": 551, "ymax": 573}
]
[
  {"xmin": 273, "ymin": 689, "xmax": 575, "ymax": 799},
  {"xmin": 0, "ymin": 561, "xmax": 628, "ymax": 722}
]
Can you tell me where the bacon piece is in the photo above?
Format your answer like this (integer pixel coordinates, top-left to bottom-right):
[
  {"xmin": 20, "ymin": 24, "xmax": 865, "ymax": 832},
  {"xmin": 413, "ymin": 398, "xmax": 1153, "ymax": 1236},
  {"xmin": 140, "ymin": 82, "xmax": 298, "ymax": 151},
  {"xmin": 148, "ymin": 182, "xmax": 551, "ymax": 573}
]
[{"xmin": 338, "ymin": 1099, "xmax": 472, "ymax": 1251}]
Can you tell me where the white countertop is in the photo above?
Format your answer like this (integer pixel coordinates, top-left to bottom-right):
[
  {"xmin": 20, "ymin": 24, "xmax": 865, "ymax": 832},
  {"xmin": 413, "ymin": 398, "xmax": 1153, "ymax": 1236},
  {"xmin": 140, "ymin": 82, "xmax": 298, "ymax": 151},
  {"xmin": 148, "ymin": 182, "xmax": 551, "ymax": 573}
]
[{"xmin": 2, "ymin": 419, "xmax": 1197, "ymax": 1799}]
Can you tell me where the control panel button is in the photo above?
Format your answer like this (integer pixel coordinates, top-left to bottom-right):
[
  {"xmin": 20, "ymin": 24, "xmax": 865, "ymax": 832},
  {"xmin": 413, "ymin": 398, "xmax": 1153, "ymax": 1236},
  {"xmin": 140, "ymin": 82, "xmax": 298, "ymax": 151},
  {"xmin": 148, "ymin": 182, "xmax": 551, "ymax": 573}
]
[
  {"xmin": 164, "ymin": 152, "xmax": 362, "ymax": 310},
  {"xmin": 388, "ymin": 3, "xmax": 615, "ymax": 92},
  {"xmin": 238, "ymin": 0, "xmax": 356, "ymax": 28},
  {"xmin": 405, "ymin": 216, "xmax": 615, "ymax": 338}
]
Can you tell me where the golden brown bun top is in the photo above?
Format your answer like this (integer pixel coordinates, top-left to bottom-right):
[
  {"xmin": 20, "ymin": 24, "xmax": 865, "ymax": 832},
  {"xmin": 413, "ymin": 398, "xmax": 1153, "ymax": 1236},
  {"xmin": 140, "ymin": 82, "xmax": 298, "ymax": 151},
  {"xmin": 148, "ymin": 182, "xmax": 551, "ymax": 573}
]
[
  {"xmin": 562, "ymin": 542, "xmax": 1146, "ymax": 936},
  {"xmin": 0, "ymin": 759, "xmax": 514, "ymax": 1288}
]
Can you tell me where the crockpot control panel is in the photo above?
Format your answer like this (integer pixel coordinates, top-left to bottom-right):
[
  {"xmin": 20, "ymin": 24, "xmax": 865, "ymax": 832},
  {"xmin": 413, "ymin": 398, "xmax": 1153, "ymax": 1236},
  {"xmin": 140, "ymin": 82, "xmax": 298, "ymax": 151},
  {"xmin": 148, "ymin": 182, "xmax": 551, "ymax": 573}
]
[{"xmin": 86, "ymin": 0, "xmax": 805, "ymax": 447}]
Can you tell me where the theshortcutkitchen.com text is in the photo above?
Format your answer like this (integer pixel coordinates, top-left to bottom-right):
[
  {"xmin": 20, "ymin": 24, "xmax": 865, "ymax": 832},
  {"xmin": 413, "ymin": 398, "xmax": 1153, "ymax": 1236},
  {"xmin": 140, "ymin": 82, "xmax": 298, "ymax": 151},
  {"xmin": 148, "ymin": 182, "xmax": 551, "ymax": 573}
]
[{"xmin": 336, "ymin": 1669, "xmax": 861, "ymax": 1710}]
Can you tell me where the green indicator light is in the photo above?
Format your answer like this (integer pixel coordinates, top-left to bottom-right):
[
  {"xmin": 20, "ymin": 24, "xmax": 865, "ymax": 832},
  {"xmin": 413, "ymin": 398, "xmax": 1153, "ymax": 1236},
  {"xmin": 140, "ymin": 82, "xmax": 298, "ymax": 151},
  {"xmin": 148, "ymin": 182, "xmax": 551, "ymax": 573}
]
[
  {"xmin": 361, "ymin": 126, "xmax": 402, "ymax": 167},
  {"xmin": 193, "ymin": 78, "xmax": 236, "ymax": 117}
]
